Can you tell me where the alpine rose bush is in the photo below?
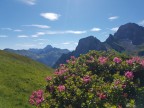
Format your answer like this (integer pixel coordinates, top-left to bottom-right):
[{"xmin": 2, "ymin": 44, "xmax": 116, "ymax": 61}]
[{"xmin": 29, "ymin": 51, "xmax": 144, "ymax": 108}]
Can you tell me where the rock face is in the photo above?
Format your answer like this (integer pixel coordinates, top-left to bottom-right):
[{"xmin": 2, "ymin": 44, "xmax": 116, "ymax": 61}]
[
  {"xmin": 105, "ymin": 34, "xmax": 125, "ymax": 52},
  {"xmin": 75, "ymin": 36, "xmax": 106, "ymax": 55},
  {"xmin": 114, "ymin": 23, "xmax": 144, "ymax": 45},
  {"xmin": 4, "ymin": 45, "xmax": 70, "ymax": 67},
  {"xmin": 54, "ymin": 36, "xmax": 106, "ymax": 68},
  {"xmin": 54, "ymin": 23, "xmax": 144, "ymax": 67}
]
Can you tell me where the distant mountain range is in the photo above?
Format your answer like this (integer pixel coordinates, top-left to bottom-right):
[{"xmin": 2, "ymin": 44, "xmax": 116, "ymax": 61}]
[
  {"xmin": 4, "ymin": 45, "xmax": 69, "ymax": 67},
  {"xmin": 54, "ymin": 23, "xmax": 144, "ymax": 67}
]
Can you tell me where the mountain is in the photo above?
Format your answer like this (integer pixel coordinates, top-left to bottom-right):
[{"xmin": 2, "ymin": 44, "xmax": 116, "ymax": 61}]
[
  {"xmin": 0, "ymin": 50, "xmax": 53, "ymax": 108},
  {"xmin": 4, "ymin": 45, "xmax": 70, "ymax": 67},
  {"xmin": 54, "ymin": 23, "xmax": 144, "ymax": 67},
  {"xmin": 54, "ymin": 36, "xmax": 106, "ymax": 68},
  {"xmin": 105, "ymin": 23, "xmax": 144, "ymax": 55}
]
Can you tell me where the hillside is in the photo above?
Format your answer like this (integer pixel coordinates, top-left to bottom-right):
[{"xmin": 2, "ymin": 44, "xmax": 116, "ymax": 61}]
[{"xmin": 0, "ymin": 50, "xmax": 53, "ymax": 108}]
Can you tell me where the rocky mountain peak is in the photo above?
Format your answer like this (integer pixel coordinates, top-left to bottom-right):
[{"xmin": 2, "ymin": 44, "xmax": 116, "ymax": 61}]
[
  {"xmin": 75, "ymin": 36, "xmax": 106, "ymax": 54},
  {"xmin": 114, "ymin": 23, "xmax": 144, "ymax": 45},
  {"xmin": 44, "ymin": 45, "xmax": 53, "ymax": 50}
]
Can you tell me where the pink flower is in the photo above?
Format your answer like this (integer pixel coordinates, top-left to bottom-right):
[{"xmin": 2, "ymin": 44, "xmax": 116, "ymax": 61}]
[
  {"xmin": 98, "ymin": 56, "xmax": 108, "ymax": 64},
  {"xmin": 66, "ymin": 60, "xmax": 70, "ymax": 63},
  {"xmin": 71, "ymin": 56, "xmax": 75, "ymax": 60},
  {"xmin": 57, "ymin": 85, "xmax": 65, "ymax": 92},
  {"xmin": 125, "ymin": 71, "xmax": 134, "ymax": 79},
  {"xmin": 118, "ymin": 105, "xmax": 122, "ymax": 108},
  {"xmin": 126, "ymin": 59, "xmax": 134, "ymax": 65},
  {"xmin": 98, "ymin": 93, "xmax": 107, "ymax": 100},
  {"xmin": 83, "ymin": 75, "xmax": 91, "ymax": 83},
  {"xmin": 113, "ymin": 57, "xmax": 122, "ymax": 63},
  {"xmin": 114, "ymin": 80, "xmax": 121, "ymax": 86},
  {"xmin": 46, "ymin": 76, "xmax": 52, "ymax": 81},
  {"xmin": 29, "ymin": 90, "xmax": 44, "ymax": 106},
  {"xmin": 140, "ymin": 60, "xmax": 144, "ymax": 67},
  {"xmin": 122, "ymin": 84, "xmax": 126, "ymax": 89},
  {"xmin": 132, "ymin": 56, "xmax": 140, "ymax": 63},
  {"xmin": 54, "ymin": 68, "xmax": 68, "ymax": 76}
]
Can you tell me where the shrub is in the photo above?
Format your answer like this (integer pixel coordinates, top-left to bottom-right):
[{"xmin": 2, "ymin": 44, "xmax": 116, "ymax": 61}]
[{"xmin": 29, "ymin": 51, "xmax": 144, "ymax": 108}]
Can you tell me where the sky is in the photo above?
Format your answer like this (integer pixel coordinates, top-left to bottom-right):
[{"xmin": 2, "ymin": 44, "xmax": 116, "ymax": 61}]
[{"xmin": 0, "ymin": 0, "xmax": 144, "ymax": 50}]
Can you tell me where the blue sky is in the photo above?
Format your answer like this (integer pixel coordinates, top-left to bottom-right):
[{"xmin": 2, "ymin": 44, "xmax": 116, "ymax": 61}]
[{"xmin": 0, "ymin": 0, "xmax": 144, "ymax": 50}]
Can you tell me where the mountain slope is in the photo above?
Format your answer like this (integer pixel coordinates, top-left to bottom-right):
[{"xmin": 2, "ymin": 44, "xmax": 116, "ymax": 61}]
[
  {"xmin": 4, "ymin": 45, "xmax": 70, "ymax": 67},
  {"xmin": 0, "ymin": 50, "xmax": 53, "ymax": 108}
]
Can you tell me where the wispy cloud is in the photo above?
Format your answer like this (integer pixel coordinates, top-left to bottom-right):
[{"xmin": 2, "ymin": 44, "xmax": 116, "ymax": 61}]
[
  {"xmin": 0, "ymin": 35, "xmax": 8, "ymax": 38},
  {"xmin": 1, "ymin": 28, "xmax": 22, "ymax": 32},
  {"xmin": 61, "ymin": 41, "xmax": 78, "ymax": 45},
  {"xmin": 33, "ymin": 39, "xmax": 48, "ymax": 41},
  {"xmin": 1, "ymin": 28, "xmax": 12, "ymax": 31},
  {"xmin": 38, "ymin": 43, "xmax": 45, "ymax": 45},
  {"xmin": 62, "ymin": 42, "xmax": 71, "ymax": 45},
  {"xmin": 111, "ymin": 27, "xmax": 119, "ymax": 32},
  {"xmin": 20, "ymin": 0, "xmax": 36, "ymax": 5},
  {"xmin": 91, "ymin": 28, "xmax": 101, "ymax": 32},
  {"xmin": 23, "ymin": 24, "xmax": 50, "ymax": 29},
  {"xmin": 16, "ymin": 43, "xmax": 36, "ymax": 47},
  {"xmin": 31, "ymin": 32, "xmax": 46, "ymax": 37},
  {"xmin": 66, "ymin": 30, "xmax": 87, "ymax": 34},
  {"xmin": 17, "ymin": 35, "xmax": 29, "ymax": 38},
  {"xmin": 40, "ymin": 13, "xmax": 60, "ymax": 21},
  {"xmin": 108, "ymin": 16, "xmax": 119, "ymax": 21},
  {"xmin": 138, "ymin": 20, "xmax": 144, "ymax": 26},
  {"xmin": 14, "ymin": 29, "xmax": 23, "ymax": 32},
  {"xmin": 31, "ymin": 30, "xmax": 86, "ymax": 37}
]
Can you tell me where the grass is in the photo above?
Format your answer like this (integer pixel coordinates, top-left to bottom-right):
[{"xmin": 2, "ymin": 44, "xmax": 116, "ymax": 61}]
[{"xmin": 0, "ymin": 50, "xmax": 53, "ymax": 108}]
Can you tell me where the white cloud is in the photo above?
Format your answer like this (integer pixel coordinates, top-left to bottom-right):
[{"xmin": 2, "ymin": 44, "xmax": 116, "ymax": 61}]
[
  {"xmin": 1, "ymin": 28, "xmax": 23, "ymax": 32},
  {"xmin": 34, "ymin": 39, "xmax": 47, "ymax": 41},
  {"xmin": 108, "ymin": 16, "xmax": 119, "ymax": 21},
  {"xmin": 138, "ymin": 20, "xmax": 144, "ymax": 26},
  {"xmin": 45, "ymin": 30, "xmax": 87, "ymax": 35},
  {"xmin": 0, "ymin": 35, "xmax": 8, "ymax": 38},
  {"xmin": 23, "ymin": 24, "xmax": 50, "ymax": 29},
  {"xmin": 38, "ymin": 43, "xmax": 45, "ymax": 45},
  {"xmin": 14, "ymin": 29, "xmax": 23, "ymax": 32},
  {"xmin": 31, "ymin": 32, "xmax": 46, "ymax": 37},
  {"xmin": 40, "ymin": 13, "xmax": 60, "ymax": 21},
  {"xmin": 66, "ymin": 30, "xmax": 87, "ymax": 34},
  {"xmin": 31, "ymin": 30, "xmax": 86, "ymax": 38},
  {"xmin": 74, "ymin": 42, "xmax": 78, "ymax": 45},
  {"xmin": 111, "ymin": 27, "xmax": 119, "ymax": 32},
  {"xmin": 20, "ymin": 0, "xmax": 36, "ymax": 5},
  {"xmin": 62, "ymin": 42, "xmax": 71, "ymax": 45},
  {"xmin": 91, "ymin": 28, "xmax": 101, "ymax": 32},
  {"xmin": 17, "ymin": 35, "xmax": 29, "ymax": 38}
]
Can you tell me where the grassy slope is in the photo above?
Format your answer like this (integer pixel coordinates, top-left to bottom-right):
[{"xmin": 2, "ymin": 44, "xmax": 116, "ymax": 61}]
[{"xmin": 0, "ymin": 50, "xmax": 53, "ymax": 108}]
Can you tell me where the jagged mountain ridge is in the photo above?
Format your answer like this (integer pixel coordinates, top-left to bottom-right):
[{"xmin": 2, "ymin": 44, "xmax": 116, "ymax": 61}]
[
  {"xmin": 4, "ymin": 45, "xmax": 70, "ymax": 67},
  {"xmin": 54, "ymin": 23, "xmax": 144, "ymax": 67}
]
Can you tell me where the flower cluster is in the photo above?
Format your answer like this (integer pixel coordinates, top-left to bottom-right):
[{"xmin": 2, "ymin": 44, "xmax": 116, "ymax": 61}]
[
  {"xmin": 98, "ymin": 56, "xmax": 108, "ymax": 64},
  {"xmin": 82, "ymin": 75, "xmax": 91, "ymax": 83},
  {"xmin": 113, "ymin": 57, "xmax": 122, "ymax": 63},
  {"xmin": 57, "ymin": 85, "xmax": 66, "ymax": 92},
  {"xmin": 125, "ymin": 71, "xmax": 134, "ymax": 79},
  {"xmin": 29, "ymin": 90, "xmax": 44, "ymax": 106}
]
